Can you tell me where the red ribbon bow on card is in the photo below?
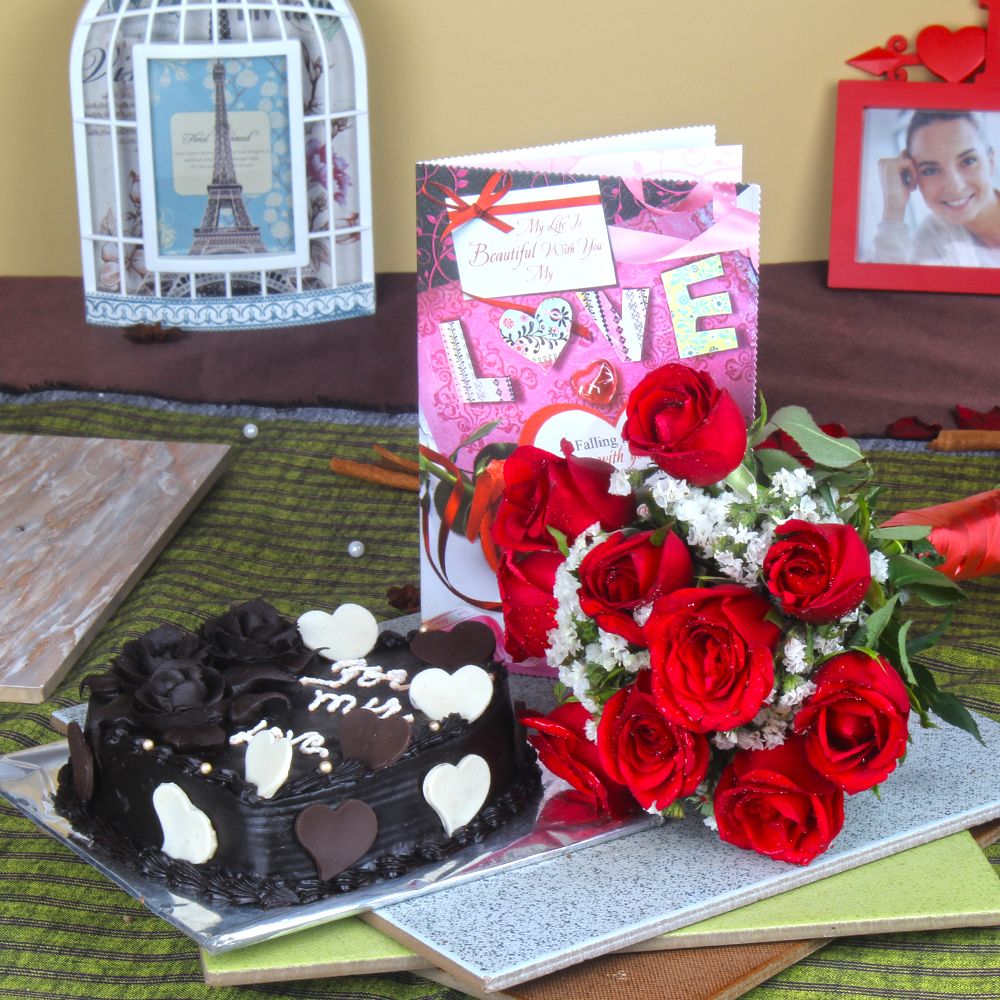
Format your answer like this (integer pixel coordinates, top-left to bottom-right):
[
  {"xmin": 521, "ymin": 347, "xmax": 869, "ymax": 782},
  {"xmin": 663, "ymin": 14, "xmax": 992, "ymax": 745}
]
[{"xmin": 423, "ymin": 171, "xmax": 516, "ymax": 237}]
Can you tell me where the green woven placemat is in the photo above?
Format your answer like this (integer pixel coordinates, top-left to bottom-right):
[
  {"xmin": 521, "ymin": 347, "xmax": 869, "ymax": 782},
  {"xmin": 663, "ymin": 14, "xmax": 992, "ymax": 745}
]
[{"xmin": 0, "ymin": 401, "xmax": 997, "ymax": 1000}]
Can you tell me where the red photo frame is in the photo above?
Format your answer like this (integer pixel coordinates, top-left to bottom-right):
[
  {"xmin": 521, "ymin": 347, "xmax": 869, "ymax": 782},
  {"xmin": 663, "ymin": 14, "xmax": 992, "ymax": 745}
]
[{"xmin": 829, "ymin": 79, "xmax": 1000, "ymax": 294}]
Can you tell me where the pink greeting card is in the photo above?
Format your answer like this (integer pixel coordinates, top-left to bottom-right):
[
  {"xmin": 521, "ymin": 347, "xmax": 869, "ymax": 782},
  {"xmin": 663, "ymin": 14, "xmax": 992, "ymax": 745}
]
[{"xmin": 417, "ymin": 129, "xmax": 760, "ymax": 629}]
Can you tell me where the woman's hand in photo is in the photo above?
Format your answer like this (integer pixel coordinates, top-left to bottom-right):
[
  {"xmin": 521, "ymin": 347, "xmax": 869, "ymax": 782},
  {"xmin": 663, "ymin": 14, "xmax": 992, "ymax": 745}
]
[{"xmin": 878, "ymin": 155, "xmax": 917, "ymax": 223}]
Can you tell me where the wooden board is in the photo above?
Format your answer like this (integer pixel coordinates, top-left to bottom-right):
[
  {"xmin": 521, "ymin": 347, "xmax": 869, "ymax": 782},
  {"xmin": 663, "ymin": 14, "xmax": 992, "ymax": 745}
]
[
  {"xmin": 420, "ymin": 941, "xmax": 825, "ymax": 1000},
  {"xmin": 0, "ymin": 434, "xmax": 230, "ymax": 703}
]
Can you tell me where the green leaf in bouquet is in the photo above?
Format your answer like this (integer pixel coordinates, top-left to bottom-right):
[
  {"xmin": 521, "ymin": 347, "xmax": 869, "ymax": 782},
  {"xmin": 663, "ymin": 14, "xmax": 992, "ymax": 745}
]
[
  {"xmin": 745, "ymin": 390, "xmax": 769, "ymax": 447},
  {"xmin": 925, "ymin": 689, "xmax": 985, "ymax": 745},
  {"xmin": 902, "ymin": 650, "xmax": 985, "ymax": 744},
  {"xmin": 755, "ymin": 447, "xmax": 802, "ymax": 480},
  {"xmin": 817, "ymin": 482, "xmax": 839, "ymax": 517},
  {"xmin": 887, "ymin": 553, "xmax": 964, "ymax": 605},
  {"xmin": 895, "ymin": 620, "xmax": 917, "ymax": 685},
  {"xmin": 855, "ymin": 492, "xmax": 872, "ymax": 540},
  {"xmin": 765, "ymin": 406, "xmax": 865, "ymax": 469},
  {"xmin": 547, "ymin": 525, "xmax": 570, "ymax": 557},
  {"xmin": 904, "ymin": 608, "xmax": 954, "ymax": 657},
  {"xmin": 871, "ymin": 524, "xmax": 933, "ymax": 542},
  {"xmin": 861, "ymin": 593, "xmax": 900, "ymax": 649},
  {"xmin": 865, "ymin": 578, "xmax": 887, "ymax": 611}
]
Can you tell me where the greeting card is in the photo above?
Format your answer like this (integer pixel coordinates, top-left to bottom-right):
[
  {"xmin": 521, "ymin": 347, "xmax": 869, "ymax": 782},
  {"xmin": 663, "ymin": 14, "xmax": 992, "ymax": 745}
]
[{"xmin": 416, "ymin": 129, "xmax": 760, "ymax": 629}]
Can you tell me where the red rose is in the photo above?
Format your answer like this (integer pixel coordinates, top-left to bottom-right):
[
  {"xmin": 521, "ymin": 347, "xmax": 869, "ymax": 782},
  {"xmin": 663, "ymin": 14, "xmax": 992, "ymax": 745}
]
[
  {"xmin": 793, "ymin": 651, "xmax": 910, "ymax": 794},
  {"xmin": 713, "ymin": 738, "xmax": 845, "ymax": 865},
  {"xmin": 763, "ymin": 519, "xmax": 871, "ymax": 624},
  {"xmin": 491, "ymin": 444, "xmax": 635, "ymax": 554},
  {"xmin": 496, "ymin": 550, "xmax": 562, "ymax": 661},
  {"xmin": 577, "ymin": 529, "xmax": 693, "ymax": 645},
  {"xmin": 597, "ymin": 671, "xmax": 709, "ymax": 811},
  {"xmin": 520, "ymin": 702, "xmax": 636, "ymax": 818},
  {"xmin": 646, "ymin": 585, "xmax": 780, "ymax": 733},
  {"xmin": 621, "ymin": 363, "xmax": 747, "ymax": 486}
]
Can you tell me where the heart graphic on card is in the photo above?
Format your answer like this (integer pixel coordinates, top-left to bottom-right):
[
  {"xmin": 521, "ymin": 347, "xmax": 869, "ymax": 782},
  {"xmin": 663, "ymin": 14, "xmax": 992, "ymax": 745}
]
[
  {"xmin": 522, "ymin": 404, "xmax": 628, "ymax": 465},
  {"xmin": 499, "ymin": 297, "xmax": 573, "ymax": 368},
  {"xmin": 916, "ymin": 25, "xmax": 986, "ymax": 83},
  {"xmin": 570, "ymin": 358, "xmax": 619, "ymax": 406}
]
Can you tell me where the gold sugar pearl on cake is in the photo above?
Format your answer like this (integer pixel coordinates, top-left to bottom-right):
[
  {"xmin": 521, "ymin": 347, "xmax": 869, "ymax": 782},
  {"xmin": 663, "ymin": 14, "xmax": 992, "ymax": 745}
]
[
  {"xmin": 141, "ymin": 738, "xmax": 155, "ymax": 751},
  {"xmin": 199, "ymin": 762, "xmax": 213, "ymax": 775},
  {"xmin": 319, "ymin": 760, "xmax": 333, "ymax": 774}
]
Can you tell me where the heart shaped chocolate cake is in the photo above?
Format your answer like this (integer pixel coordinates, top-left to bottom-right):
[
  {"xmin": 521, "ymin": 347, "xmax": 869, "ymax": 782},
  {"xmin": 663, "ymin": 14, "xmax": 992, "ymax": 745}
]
[{"xmin": 55, "ymin": 602, "xmax": 539, "ymax": 906}]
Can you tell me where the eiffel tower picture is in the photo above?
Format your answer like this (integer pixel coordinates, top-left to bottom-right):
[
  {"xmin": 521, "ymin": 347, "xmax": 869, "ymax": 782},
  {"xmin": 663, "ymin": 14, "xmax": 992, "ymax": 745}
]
[{"xmin": 189, "ymin": 60, "xmax": 268, "ymax": 255}]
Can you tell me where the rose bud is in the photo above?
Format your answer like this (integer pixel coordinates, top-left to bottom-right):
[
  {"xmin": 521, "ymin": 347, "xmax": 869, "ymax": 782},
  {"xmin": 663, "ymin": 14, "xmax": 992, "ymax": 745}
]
[
  {"xmin": 713, "ymin": 737, "xmax": 845, "ymax": 865},
  {"xmin": 577, "ymin": 529, "xmax": 693, "ymax": 645},
  {"xmin": 621, "ymin": 362, "xmax": 747, "ymax": 486},
  {"xmin": 646, "ymin": 584, "xmax": 780, "ymax": 733},
  {"xmin": 496, "ymin": 549, "xmax": 562, "ymax": 661},
  {"xmin": 763, "ymin": 519, "xmax": 871, "ymax": 624},
  {"xmin": 491, "ymin": 444, "xmax": 635, "ymax": 555},
  {"xmin": 520, "ymin": 701, "xmax": 636, "ymax": 819},
  {"xmin": 793, "ymin": 651, "xmax": 910, "ymax": 794},
  {"xmin": 596, "ymin": 671, "xmax": 709, "ymax": 812}
]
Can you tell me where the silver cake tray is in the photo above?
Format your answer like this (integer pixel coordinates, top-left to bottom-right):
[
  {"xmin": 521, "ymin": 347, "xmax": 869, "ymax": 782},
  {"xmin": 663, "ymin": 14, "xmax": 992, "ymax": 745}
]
[{"xmin": 0, "ymin": 739, "xmax": 655, "ymax": 954}]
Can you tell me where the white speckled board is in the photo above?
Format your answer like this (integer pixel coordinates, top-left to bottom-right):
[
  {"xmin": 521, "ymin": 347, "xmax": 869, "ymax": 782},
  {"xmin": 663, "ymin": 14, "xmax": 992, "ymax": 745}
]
[
  {"xmin": 0, "ymin": 434, "xmax": 230, "ymax": 703},
  {"xmin": 365, "ymin": 711, "xmax": 1000, "ymax": 993}
]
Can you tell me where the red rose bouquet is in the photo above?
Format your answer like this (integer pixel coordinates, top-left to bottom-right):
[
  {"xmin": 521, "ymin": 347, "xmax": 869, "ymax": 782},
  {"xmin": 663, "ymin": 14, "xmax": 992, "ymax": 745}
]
[{"xmin": 502, "ymin": 362, "xmax": 990, "ymax": 865}]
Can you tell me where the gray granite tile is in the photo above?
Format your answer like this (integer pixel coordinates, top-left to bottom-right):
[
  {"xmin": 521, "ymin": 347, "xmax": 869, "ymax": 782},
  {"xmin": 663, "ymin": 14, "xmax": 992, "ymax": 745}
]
[{"xmin": 369, "ymin": 711, "xmax": 1000, "ymax": 992}]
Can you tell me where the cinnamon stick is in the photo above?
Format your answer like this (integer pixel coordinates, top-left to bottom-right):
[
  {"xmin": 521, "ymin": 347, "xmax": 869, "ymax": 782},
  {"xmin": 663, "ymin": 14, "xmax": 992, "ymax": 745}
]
[
  {"xmin": 329, "ymin": 457, "xmax": 420, "ymax": 492},
  {"xmin": 372, "ymin": 443, "xmax": 421, "ymax": 474},
  {"xmin": 928, "ymin": 430, "xmax": 1000, "ymax": 452}
]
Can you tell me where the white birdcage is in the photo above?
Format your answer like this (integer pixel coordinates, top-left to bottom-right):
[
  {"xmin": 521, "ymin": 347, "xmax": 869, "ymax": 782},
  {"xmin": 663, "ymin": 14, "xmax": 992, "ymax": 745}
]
[{"xmin": 69, "ymin": 0, "xmax": 374, "ymax": 330}]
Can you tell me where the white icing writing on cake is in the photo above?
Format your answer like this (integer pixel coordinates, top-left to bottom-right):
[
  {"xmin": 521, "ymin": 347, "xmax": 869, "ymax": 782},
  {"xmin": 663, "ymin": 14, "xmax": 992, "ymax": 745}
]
[
  {"xmin": 307, "ymin": 691, "xmax": 357, "ymax": 714},
  {"xmin": 300, "ymin": 657, "xmax": 411, "ymax": 718},
  {"xmin": 305, "ymin": 690, "xmax": 411, "ymax": 720},
  {"xmin": 299, "ymin": 658, "xmax": 410, "ymax": 692},
  {"xmin": 229, "ymin": 719, "xmax": 330, "ymax": 758}
]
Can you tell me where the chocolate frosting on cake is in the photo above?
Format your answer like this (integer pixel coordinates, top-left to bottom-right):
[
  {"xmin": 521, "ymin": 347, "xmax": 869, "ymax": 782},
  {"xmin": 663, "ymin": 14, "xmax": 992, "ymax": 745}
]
[{"xmin": 57, "ymin": 602, "xmax": 540, "ymax": 906}]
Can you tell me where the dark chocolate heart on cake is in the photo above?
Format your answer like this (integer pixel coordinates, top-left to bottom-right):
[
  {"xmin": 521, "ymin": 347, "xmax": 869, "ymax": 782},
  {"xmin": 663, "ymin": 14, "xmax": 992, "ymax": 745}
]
[
  {"xmin": 339, "ymin": 709, "xmax": 411, "ymax": 770},
  {"xmin": 410, "ymin": 621, "xmax": 496, "ymax": 668},
  {"xmin": 67, "ymin": 722, "xmax": 94, "ymax": 801},
  {"xmin": 294, "ymin": 800, "xmax": 378, "ymax": 880}
]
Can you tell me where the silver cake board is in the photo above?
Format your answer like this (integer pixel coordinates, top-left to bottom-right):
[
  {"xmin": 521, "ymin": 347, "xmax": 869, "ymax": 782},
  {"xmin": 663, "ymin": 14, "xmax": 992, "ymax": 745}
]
[
  {"xmin": 0, "ymin": 741, "xmax": 653, "ymax": 954},
  {"xmin": 364, "ymin": 710, "xmax": 1000, "ymax": 993}
]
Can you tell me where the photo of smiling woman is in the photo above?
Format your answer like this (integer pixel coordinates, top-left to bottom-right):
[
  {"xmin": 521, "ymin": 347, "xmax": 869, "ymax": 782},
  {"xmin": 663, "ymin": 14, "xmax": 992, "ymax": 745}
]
[{"xmin": 856, "ymin": 107, "xmax": 1000, "ymax": 268}]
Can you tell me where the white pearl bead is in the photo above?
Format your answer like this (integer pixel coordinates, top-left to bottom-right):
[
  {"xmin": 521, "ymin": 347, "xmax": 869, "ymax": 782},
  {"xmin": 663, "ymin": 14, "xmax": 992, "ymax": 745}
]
[
  {"xmin": 242, "ymin": 422, "xmax": 259, "ymax": 440},
  {"xmin": 347, "ymin": 540, "xmax": 365, "ymax": 558}
]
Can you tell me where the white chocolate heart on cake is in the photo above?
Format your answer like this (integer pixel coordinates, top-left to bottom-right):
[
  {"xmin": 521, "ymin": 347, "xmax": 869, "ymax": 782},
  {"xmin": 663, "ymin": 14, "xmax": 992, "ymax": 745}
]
[
  {"xmin": 152, "ymin": 782, "xmax": 218, "ymax": 864},
  {"xmin": 297, "ymin": 604, "xmax": 379, "ymax": 661},
  {"xmin": 408, "ymin": 664, "xmax": 493, "ymax": 723},
  {"xmin": 422, "ymin": 754, "xmax": 491, "ymax": 836}
]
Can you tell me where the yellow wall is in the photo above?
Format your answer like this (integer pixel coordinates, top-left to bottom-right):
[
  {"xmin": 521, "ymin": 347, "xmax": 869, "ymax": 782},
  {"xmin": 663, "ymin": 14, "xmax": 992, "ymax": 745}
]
[{"xmin": 2, "ymin": 0, "xmax": 980, "ymax": 275}]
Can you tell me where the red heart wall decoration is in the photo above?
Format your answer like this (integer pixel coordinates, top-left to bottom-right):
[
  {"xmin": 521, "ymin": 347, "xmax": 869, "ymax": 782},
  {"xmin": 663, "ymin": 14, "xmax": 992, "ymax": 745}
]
[{"xmin": 916, "ymin": 25, "xmax": 986, "ymax": 83}]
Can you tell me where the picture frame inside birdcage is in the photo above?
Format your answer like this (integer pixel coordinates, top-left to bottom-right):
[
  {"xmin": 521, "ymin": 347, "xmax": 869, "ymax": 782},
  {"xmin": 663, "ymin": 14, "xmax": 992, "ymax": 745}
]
[
  {"xmin": 133, "ymin": 40, "xmax": 309, "ymax": 273},
  {"xmin": 70, "ymin": 0, "xmax": 374, "ymax": 331}
]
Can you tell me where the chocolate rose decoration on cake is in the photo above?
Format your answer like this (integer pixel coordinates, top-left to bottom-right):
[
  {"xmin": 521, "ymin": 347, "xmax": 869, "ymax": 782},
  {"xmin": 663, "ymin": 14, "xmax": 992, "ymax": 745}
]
[
  {"xmin": 82, "ymin": 625, "xmax": 210, "ymax": 700},
  {"xmin": 132, "ymin": 659, "xmax": 230, "ymax": 750},
  {"xmin": 200, "ymin": 599, "xmax": 322, "ymax": 676},
  {"xmin": 80, "ymin": 626, "xmax": 212, "ymax": 742}
]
